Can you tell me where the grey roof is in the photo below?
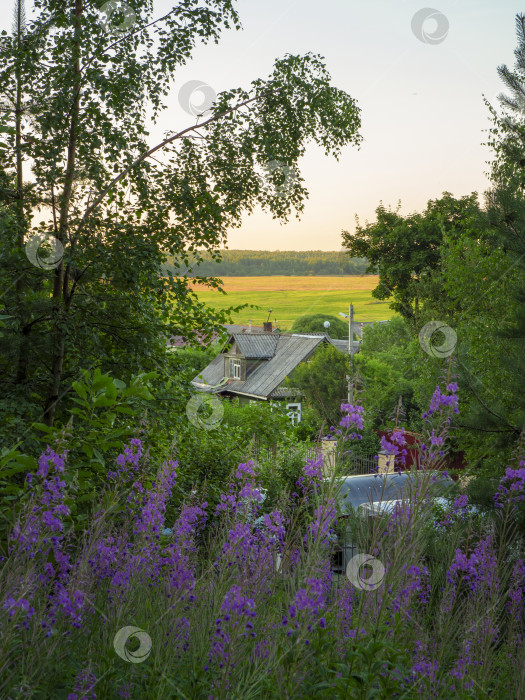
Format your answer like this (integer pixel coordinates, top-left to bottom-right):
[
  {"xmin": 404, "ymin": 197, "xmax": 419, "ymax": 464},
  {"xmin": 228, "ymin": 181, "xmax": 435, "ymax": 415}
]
[
  {"xmin": 270, "ymin": 387, "xmax": 304, "ymax": 398},
  {"xmin": 233, "ymin": 333, "xmax": 279, "ymax": 359},
  {"xmin": 192, "ymin": 333, "xmax": 333, "ymax": 399},
  {"xmin": 329, "ymin": 339, "xmax": 349, "ymax": 353},
  {"xmin": 223, "ymin": 323, "xmax": 265, "ymax": 335},
  {"xmin": 328, "ymin": 338, "xmax": 360, "ymax": 354}
]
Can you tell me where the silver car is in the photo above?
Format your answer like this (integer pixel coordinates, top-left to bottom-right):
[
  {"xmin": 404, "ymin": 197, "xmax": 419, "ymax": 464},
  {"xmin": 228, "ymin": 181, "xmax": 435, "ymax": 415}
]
[{"xmin": 329, "ymin": 471, "xmax": 455, "ymax": 573}]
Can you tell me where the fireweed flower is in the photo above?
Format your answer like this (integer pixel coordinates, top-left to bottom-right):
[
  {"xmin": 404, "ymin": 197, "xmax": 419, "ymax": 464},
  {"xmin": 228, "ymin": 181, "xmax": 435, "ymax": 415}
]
[
  {"xmin": 408, "ymin": 640, "xmax": 438, "ymax": 686},
  {"xmin": 11, "ymin": 449, "xmax": 70, "ymax": 563},
  {"xmin": 422, "ymin": 383, "xmax": 459, "ymax": 421},
  {"xmin": 3, "ymin": 596, "xmax": 35, "ymax": 629},
  {"xmin": 305, "ymin": 499, "xmax": 337, "ymax": 548},
  {"xmin": 443, "ymin": 536, "xmax": 498, "ymax": 614},
  {"xmin": 261, "ymin": 510, "xmax": 286, "ymax": 549},
  {"xmin": 292, "ymin": 577, "xmax": 329, "ymax": 616},
  {"xmin": 334, "ymin": 580, "xmax": 355, "ymax": 641},
  {"xmin": 47, "ymin": 586, "xmax": 86, "ymax": 630},
  {"xmin": 221, "ymin": 585, "xmax": 257, "ymax": 619},
  {"xmin": 386, "ymin": 500, "xmax": 413, "ymax": 536},
  {"xmin": 173, "ymin": 502, "xmax": 208, "ymax": 547},
  {"xmin": 135, "ymin": 460, "xmax": 178, "ymax": 537},
  {"xmin": 209, "ymin": 585, "xmax": 257, "ymax": 668},
  {"xmin": 449, "ymin": 638, "xmax": 476, "ymax": 691},
  {"xmin": 296, "ymin": 454, "xmax": 323, "ymax": 493},
  {"xmin": 391, "ymin": 564, "xmax": 431, "ymax": 617},
  {"xmin": 37, "ymin": 447, "xmax": 65, "ymax": 477},
  {"xmin": 218, "ymin": 521, "xmax": 276, "ymax": 586},
  {"xmin": 339, "ymin": 404, "xmax": 364, "ymax": 440},
  {"xmin": 216, "ymin": 461, "xmax": 265, "ymax": 518},
  {"xmin": 495, "ymin": 461, "xmax": 525, "ymax": 508},
  {"xmin": 161, "ymin": 504, "xmax": 207, "ymax": 594},
  {"xmin": 286, "ymin": 574, "xmax": 331, "ymax": 643},
  {"xmin": 437, "ymin": 494, "xmax": 470, "ymax": 529},
  {"xmin": 107, "ymin": 438, "xmax": 143, "ymax": 481},
  {"xmin": 235, "ymin": 461, "xmax": 255, "ymax": 480},
  {"xmin": 88, "ymin": 535, "xmax": 124, "ymax": 581},
  {"xmin": 380, "ymin": 429, "xmax": 408, "ymax": 472},
  {"xmin": 67, "ymin": 669, "xmax": 97, "ymax": 700},
  {"xmin": 507, "ymin": 558, "xmax": 525, "ymax": 614},
  {"xmin": 304, "ymin": 455, "xmax": 323, "ymax": 479}
]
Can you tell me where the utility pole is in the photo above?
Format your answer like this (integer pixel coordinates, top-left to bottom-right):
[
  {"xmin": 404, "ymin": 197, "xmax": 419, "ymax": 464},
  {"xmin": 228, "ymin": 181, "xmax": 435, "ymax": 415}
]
[{"xmin": 347, "ymin": 303, "xmax": 354, "ymax": 404}]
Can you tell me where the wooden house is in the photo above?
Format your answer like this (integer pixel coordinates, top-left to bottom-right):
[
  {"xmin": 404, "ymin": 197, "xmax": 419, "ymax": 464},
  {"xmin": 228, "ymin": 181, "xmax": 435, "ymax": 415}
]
[{"xmin": 191, "ymin": 331, "xmax": 348, "ymax": 423}]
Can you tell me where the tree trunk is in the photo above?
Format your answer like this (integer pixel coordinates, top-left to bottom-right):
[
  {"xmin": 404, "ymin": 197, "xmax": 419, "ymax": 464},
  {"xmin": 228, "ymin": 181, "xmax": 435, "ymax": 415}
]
[
  {"xmin": 14, "ymin": 0, "xmax": 28, "ymax": 383},
  {"xmin": 43, "ymin": 0, "xmax": 83, "ymax": 426}
]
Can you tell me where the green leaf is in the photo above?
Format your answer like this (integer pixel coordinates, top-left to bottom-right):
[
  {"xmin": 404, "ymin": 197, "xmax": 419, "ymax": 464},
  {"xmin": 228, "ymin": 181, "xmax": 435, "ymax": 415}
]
[
  {"xmin": 93, "ymin": 396, "xmax": 116, "ymax": 408},
  {"xmin": 82, "ymin": 445, "xmax": 94, "ymax": 459},
  {"xmin": 92, "ymin": 372, "xmax": 113, "ymax": 392},
  {"xmin": 92, "ymin": 448, "xmax": 105, "ymax": 466},
  {"xmin": 72, "ymin": 381, "xmax": 88, "ymax": 400},
  {"xmin": 32, "ymin": 422, "xmax": 55, "ymax": 434},
  {"xmin": 114, "ymin": 406, "xmax": 136, "ymax": 415}
]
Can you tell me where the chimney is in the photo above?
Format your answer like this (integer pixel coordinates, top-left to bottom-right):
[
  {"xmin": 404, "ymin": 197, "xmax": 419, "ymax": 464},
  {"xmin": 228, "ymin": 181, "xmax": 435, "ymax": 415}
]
[
  {"xmin": 263, "ymin": 321, "xmax": 272, "ymax": 333},
  {"xmin": 248, "ymin": 319, "xmax": 252, "ymax": 333}
]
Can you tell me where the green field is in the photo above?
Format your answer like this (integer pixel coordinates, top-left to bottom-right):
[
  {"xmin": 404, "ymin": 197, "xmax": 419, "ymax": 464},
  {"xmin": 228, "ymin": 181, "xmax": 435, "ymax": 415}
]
[{"xmin": 189, "ymin": 275, "xmax": 395, "ymax": 330}]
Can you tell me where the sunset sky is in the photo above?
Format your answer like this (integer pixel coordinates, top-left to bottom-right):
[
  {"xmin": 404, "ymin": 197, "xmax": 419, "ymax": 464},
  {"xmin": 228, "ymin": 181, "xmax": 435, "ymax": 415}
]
[
  {"xmin": 4, "ymin": 1, "xmax": 523, "ymax": 251},
  {"xmin": 153, "ymin": 0, "xmax": 524, "ymax": 250}
]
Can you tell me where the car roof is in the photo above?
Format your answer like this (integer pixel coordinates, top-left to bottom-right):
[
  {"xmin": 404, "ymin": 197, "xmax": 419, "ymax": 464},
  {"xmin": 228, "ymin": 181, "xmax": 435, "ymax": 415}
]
[{"xmin": 329, "ymin": 471, "xmax": 453, "ymax": 511}]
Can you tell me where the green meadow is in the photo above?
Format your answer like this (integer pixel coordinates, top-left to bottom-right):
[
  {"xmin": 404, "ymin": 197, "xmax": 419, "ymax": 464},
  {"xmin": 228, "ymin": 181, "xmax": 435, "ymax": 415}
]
[{"xmin": 189, "ymin": 275, "xmax": 394, "ymax": 329}]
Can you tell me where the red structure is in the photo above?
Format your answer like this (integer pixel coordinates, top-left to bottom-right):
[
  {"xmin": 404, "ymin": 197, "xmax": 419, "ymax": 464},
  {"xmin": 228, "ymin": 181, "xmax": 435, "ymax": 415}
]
[{"xmin": 377, "ymin": 429, "xmax": 467, "ymax": 475}]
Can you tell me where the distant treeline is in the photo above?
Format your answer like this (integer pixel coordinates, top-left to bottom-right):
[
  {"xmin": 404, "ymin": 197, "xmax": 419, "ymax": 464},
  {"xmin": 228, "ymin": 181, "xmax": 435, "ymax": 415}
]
[{"xmin": 164, "ymin": 250, "xmax": 369, "ymax": 276}]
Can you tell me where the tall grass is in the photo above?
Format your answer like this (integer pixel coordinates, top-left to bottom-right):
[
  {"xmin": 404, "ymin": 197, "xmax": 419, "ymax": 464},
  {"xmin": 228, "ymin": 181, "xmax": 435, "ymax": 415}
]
[{"xmin": 1, "ymin": 385, "xmax": 524, "ymax": 699}]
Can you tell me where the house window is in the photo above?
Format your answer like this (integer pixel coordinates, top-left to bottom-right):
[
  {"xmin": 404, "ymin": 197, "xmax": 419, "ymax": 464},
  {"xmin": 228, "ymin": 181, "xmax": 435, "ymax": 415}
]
[
  {"xmin": 229, "ymin": 358, "xmax": 242, "ymax": 379},
  {"xmin": 286, "ymin": 402, "xmax": 302, "ymax": 425}
]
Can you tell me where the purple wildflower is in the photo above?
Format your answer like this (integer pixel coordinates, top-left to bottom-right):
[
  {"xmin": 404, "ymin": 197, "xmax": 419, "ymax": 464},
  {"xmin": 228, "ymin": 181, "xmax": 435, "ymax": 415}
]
[
  {"xmin": 422, "ymin": 383, "xmax": 459, "ymax": 420},
  {"xmin": 107, "ymin": 438, "xmax": 143, "ymax": 481},
  {"xmin": 380, "ymin": 428, "xmax": 408, "ymax": 472},
  {"xmin": 3, "ymin": 596, "xmax": 35, "ymax": 629},
  {"xmin": 68, "ymin": 669, "xmax": 97, "ymax": 700},
  {"xmin": 135, "ymin": 460, "xmax": 177, "ymax": 537},
  {"xmin": 339, "ymin": 404, "xmax": 365, "ymax": 439},
  {"xmin": 495, "ymin": 462, "xmax": 525, "ymax": 508}
]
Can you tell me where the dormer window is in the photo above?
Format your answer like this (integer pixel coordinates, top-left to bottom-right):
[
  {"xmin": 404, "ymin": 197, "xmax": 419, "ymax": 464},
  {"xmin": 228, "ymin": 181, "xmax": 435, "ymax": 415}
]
[{"xmin": 229, "ymin": 358, "xmax": 242, "ymax": 379}]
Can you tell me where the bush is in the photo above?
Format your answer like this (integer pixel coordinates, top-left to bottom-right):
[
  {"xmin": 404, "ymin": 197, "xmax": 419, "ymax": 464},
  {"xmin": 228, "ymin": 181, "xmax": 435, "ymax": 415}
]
[{"xmin": 291, "ymin": 314, "xmax": 349, "ymax": 339}]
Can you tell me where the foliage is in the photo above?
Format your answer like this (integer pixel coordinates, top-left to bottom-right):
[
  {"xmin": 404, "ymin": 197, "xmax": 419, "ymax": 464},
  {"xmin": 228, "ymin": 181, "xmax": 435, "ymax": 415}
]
[
  {"xmin": 353, "ymin": 318, "xmax": 420, "ymax": 431},
  {"xmin": 286, "ymin": 344, "xmax": 348, "ymax": 427},
  {"xmin": 0, "ymin": 0, "xmax": 363, "ymax": 426},
  {"xmin": 0, "ymin": 369, "xmax": 156, "ymax": 544},
  {"xmin": 291, "ymin": 313, "xmax": 349, "ymax": 339},
  {"xmin": 341, "ymin": 193, "xmax": 486, "ymax": 323}
]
